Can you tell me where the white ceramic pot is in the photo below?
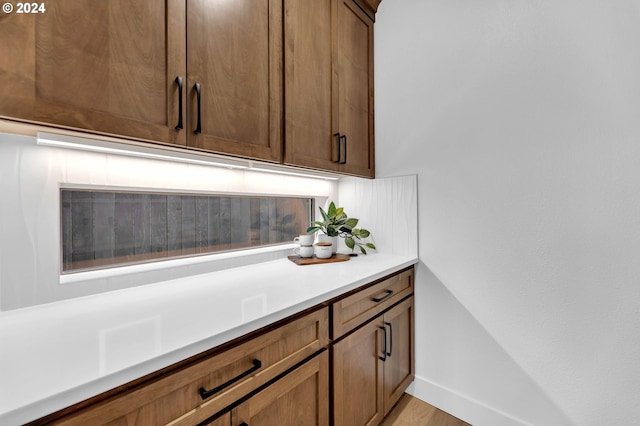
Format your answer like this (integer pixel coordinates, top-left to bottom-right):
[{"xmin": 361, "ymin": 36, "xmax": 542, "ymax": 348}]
[
  {"xmin": 293, "ymin": 245, "xmax": 314, "ymax": 258},
  {"xmin": 293, "ymin": 233, "xmax": 315, "ymax": 246},
  {"xmin": 314, "ymin": 242, "xmax": 333, "ymax": 259},
  {"xmin": 316, "ymin": 234, "xmax": 338, "ymax": 253}
]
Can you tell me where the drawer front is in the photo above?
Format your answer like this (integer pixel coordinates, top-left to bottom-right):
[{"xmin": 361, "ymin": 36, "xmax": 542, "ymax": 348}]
[
  {"xmin": 54, "ymin": 307, "xmax": 329, "ymax": 426},
  {"xmin": 332, "ymin": 268, "xmax": 413, "ymax": 339},
  {"xmin": 232, "ymin": 350, "xmax": 329, "ymax": 426}
]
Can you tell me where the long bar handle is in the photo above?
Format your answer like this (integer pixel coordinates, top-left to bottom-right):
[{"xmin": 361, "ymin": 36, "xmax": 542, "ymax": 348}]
[
  {"xmin": 194, "ymin": 83, "xmax": 202, "ymax": 134},
  {"xmin": 174, "ymin": 76, "xmax": 183, "ymax": 130},
  {"xmin": 340, "ymin": 134, "xmax": 347, "ymax": 164},
  {"xmin": 379, "ymin": 326, "xmax": 387, "ymax": 361},
  {"xmin": 385, "ymin": 321, "xmax": 393, "ymax": 356},
  {"xmin": 333, "ymin": 133, "xmax": 342, "ymax": 163},
  {"xmin": 372, "ymin": 289, "xmax": 393, "ymax": 303},
  {"xmin": 199, "ymin": 359, "xmax": 262, "ymax": 400}
]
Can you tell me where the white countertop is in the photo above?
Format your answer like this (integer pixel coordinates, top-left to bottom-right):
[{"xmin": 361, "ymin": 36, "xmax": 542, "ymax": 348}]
[{"xmin": 0, "ymin": 253, "xmax": 417, "ymax": 425}]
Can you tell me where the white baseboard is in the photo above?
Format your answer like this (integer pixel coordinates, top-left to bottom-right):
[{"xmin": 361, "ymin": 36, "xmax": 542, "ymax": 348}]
[{"xmin": 406, "ymin": 376, "xmax": 534, "ymax": 426}]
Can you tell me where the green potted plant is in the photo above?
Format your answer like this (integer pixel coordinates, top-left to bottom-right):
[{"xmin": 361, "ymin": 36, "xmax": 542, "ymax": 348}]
[{"xmin": 306, "ymin": 201, "xmax": 376, "ymax": 254}]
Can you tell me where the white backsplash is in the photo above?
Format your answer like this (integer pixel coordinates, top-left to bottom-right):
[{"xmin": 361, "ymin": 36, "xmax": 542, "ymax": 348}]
[
  {"xmin": 0, "ymin": 131, "xmax": 416, "ymax": 311},
  {"xmin": 338, "ymin": 175, "xmax": 418, "ymax": 257},
  {"xmin": 0, "ymin": 132, "xmax": 337, "ymax": 310}
]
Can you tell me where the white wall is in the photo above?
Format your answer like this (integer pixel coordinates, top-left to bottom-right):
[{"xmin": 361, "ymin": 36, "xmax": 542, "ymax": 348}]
[{"xmin": 375, "ymin": 1, "xmax": 640, "ymax": 425}]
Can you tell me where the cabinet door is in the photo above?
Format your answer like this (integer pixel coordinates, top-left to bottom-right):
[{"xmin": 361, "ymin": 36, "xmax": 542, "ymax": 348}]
[
  {"xmin": 232, "ymin": 351, "xmax": 329, "ymax": 426},
  {"xmin": 335, "ymin": 0, "xmax": 375, "ymax": 177},
  {"xmin": 186, "ymin": 0, "xmax": 282, "ymax": 162},
  {"xmin": 382, "ymin": 297, "xmax": 415, "ymax": 414},
  {"xmin": 284, "ymin": 0, "xmax": 375, "ymax": 177},
  {"xmin": 333, "ymin": 318, "xmax": 385, "ymax": 426},
  {"xmin": 0, "ymin": 1, "xmax": 186, "ymax": 146},
  {"xmin": 283, "ymin": 0, "xmax": 341, "ymax": 173}
]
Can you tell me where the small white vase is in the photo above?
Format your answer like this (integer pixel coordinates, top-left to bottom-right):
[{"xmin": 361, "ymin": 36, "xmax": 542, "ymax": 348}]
[{"xmin": 316, "ymin": 234, "xmax": 338, "ymax": 253}]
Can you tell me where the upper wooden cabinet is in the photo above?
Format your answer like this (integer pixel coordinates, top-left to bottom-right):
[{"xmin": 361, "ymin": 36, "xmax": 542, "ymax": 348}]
[
  {"xmin": 186, "ymin": 0, "xmax": 283, "ymax": 162},
  {"xmin": 0, "ymin": 0, "xmax": 282, "ymax": 162},
  {"xmin": 283, "ymin": 0, "xmax": 338, "ymax": 174},
  {"xmin": 0, "ymin": 0, "xmax": 377, "ymax": 174},
  {"xmin": 336, "ymin": 0, "xmax": 375, "ymax": 177},
  {"xmin": 0, "ymin": 1, "xmax": 187, "ymax": 146},
  {"xmin": 354, "ymin": 0, "xmax": 382, "ymax": 20},
  {"xmin": 284, "ymin": 0, "xmax": 376, "ymax": 178}
]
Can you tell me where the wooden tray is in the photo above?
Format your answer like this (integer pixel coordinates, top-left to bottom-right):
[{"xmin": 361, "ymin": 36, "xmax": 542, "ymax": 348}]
[{"xmin": 288, "ymin": 253, "xmax": 352, "ymax": 265}]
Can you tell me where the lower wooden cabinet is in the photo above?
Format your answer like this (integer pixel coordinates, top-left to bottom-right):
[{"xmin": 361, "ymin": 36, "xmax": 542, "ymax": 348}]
[
  {"xmin": 382, "ymin": 297, "xmax": 415, "ymax": 414},
  {"xmin": 43, "ymin": 308, "xmax": 328, "ymax": 426},
  {"xmin": 200, "ymin": 351, "xmax": 329, "ymax": 426},
  {"xmin": 332, "ymin": 292, "xmax": 414, "ymax": 426},
  {"xmin": 201, "ymin": 413, "xmax": 232, "ymax": 426},
  {"xmin": 333, "ymin": 315, "xmax": 385, "ymax": 426},
  {"xmin": 230, "ymin": 351, "xmax": 329, "ymax": 426},
  {"xmin": 33, "ymin": 267, "xmax": 413, "ymax": 426},
  {"xmin": 332, "ymin": 268, "xmax": 414, "ymax": 338}
]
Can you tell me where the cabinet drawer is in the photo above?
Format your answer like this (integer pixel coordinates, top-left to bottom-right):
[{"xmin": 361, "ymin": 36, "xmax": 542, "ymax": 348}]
[
  {"xmin": 332, "ymin": 268, "xmax": 413, "ymax": 339},
  {"xmin": 53, "ymin": 307, "xmax": 328, "ymax": 426},
  {"xmin": 233, "ymin": 350, "xmax": 329, "ymax": 426}
]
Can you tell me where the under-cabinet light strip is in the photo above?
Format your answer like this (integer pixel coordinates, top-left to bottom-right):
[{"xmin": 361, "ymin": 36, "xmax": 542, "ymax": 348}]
[
  {"xmin": 36, "ymin": 132, "xmax": 341, "ymax": 180},
  {"xmin": 249, "ymin": 164, "xmax": 341, "ymax": 180},
  {"xmin": 36, "ymin": 132, "xmax": 249, "ymax": 169}
]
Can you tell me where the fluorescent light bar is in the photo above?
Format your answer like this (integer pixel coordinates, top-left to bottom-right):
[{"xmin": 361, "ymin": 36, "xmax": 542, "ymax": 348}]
[{"xmin": 37, "ymin": 132, "xmax": 250, "ymax": 169}]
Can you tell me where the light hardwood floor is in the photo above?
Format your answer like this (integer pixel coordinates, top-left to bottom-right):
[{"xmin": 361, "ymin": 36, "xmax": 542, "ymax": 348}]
[{"xmin": 381, "ymin": 393, "xmax": 471, "ymax": 426}]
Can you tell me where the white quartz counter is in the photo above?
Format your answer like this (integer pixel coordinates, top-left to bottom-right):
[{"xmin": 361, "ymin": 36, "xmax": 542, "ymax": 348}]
[{"xmin": 0, "ymin": 253, "xmax": 417, "ymax": 425}]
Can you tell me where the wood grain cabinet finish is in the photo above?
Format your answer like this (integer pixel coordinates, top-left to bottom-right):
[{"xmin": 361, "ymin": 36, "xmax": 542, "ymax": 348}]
[
  {"xmin": 335, "ymin": 0, "xmax": 375, "ymax": 177},
  {"xmin": 332, "ymin": 268, "xmax": 415, "ymax": 426},
  {"xmin": 231, "ymin": 350, "xmax": 329, "ymax": 426},
  {"xmin": 332, "ymin": 268, "xmax": 414, "ymax": 339},
  {"xmin": 0, "ymin": 1, "xmax": 187, "ymax": 146},
  {"xmin": 333, "ymin": 314, "xmax": 385, "ymax": 426},
  {"xmin": 30, "ymin": 265, "xmax": 413, "ymax": 426},
  {"xmin": 1, "ymin": 0, "xmax": 377, "ymax": 175},
  {"xmin": 186, "ymin": 0, "xmax": 283, "ymax": 162},
  {"xmin": 284, "ymin": 0, "xmax": 375, "ymax": 178},
  {"xmin": 46, "ymin": 307, "xmax": 328, "ymax": 426},
  {"xmin": 283, "ymin": 0, "xmax": 339, "ymax": 174},
  {"xmin": 382, "ymin": 297, "xmax": 415, "ymax": 414},
  {"xmin": 353, "ymin": 0, "xmax": 382, "ymax": 21},
  {"xmin": 0, "ymin": 0, "xmax": 283, "ymax": 162}
]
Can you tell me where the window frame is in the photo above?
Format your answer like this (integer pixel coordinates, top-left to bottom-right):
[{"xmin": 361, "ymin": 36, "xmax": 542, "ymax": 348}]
[{"xmin": 60, "ymin": 188, "xmax": 315, "ymax": 274}]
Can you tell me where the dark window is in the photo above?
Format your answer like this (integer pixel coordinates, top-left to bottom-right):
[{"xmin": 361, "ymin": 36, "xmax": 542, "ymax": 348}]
[{"xmin": 61, "ymin": 189, "xmax": 313, "ymax": 273}]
